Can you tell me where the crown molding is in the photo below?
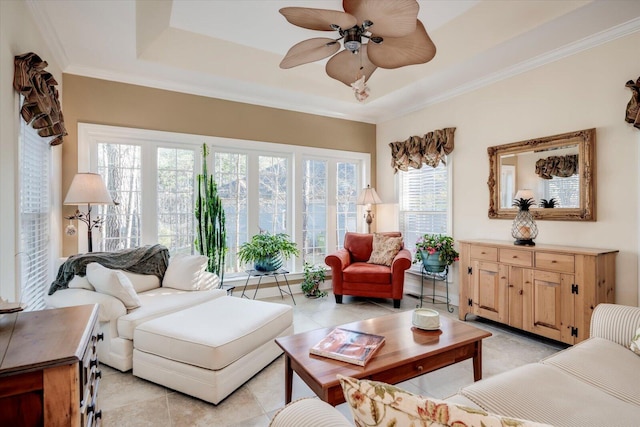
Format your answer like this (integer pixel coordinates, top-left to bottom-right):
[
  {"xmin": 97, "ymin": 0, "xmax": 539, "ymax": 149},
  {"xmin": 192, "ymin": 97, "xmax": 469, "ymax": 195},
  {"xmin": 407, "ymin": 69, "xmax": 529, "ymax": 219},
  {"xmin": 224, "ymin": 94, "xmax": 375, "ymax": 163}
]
[
  {"xmin": 25, "ymin": 0, "xmax": 70, "ymax": 69},
  {"xmin": 378, "ymin": 16, "xmax": 640, "ymax": 122}
]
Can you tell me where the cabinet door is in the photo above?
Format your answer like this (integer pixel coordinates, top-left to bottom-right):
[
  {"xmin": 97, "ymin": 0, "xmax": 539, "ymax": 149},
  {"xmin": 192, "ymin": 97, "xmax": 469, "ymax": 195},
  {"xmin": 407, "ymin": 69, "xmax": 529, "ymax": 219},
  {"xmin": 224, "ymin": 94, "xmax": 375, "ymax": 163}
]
[
  {"xmin": 472, "ymin": 261, "xmax": 508, "ymax": 324},
  {"xmin": 507, "ymin": 267, "xmax": 532, "ymax": 329},
  {"xmin": 523, "ymin": 270, "xmax": 575, "ymax": 344}
]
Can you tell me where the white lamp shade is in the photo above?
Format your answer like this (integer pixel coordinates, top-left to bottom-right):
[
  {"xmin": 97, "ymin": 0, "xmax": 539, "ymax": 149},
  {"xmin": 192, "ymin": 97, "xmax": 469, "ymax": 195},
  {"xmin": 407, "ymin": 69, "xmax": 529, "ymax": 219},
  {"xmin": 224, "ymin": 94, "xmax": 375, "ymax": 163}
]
[
  {"xmin": 514, "ymin": 189, "xmax": 535, "ymax": 201},
  {"xmin": 357, "ymin": 185, "xmax": 383, "ymax": 205},
  {"xmin": 64, "ymin": 173, "xmax": 113, "ymax": 205}
]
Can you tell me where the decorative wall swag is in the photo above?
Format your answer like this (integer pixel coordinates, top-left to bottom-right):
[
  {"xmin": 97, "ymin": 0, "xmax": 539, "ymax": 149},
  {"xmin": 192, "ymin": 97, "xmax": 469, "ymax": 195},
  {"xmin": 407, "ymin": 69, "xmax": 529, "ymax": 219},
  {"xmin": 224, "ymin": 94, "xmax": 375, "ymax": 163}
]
[
  {"xmin": 389, "ymin": 127, "xmax": 455, "ymax": 173},
  {"xmin": 535, "ymin": 154, "xmax": 578, "ymax": 179},
  {"xmin": 626, "ymin": 77, "xmax": 639, "ymax": 130},
  {"xmin": 13, "ymin": 52, "xmax": 67, "ymax": 146}
]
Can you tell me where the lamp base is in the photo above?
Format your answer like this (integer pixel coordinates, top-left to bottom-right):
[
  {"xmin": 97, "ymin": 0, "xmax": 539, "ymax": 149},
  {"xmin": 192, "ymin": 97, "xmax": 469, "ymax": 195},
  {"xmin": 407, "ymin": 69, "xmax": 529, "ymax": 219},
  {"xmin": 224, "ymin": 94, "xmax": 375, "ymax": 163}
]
[{"xmin": 514, "ymin": 239, "xmax": 535, "ymax": 246}]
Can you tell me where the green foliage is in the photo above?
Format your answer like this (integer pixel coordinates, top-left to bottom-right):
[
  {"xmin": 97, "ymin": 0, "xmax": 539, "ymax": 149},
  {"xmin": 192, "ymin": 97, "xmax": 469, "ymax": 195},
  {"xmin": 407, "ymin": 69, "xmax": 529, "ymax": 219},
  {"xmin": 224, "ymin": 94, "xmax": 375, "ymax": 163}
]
[
  {"xmin": 300, "ymin": 262, "xmax": 327, "ymax": 298},
  {"xmin": 237, "ymin": 231, "xmax": 299, "ymax": 266},
  {"xmin": 512, "ymin": 197, "xmax": 535, "ymax": 211},
  {"xmin": 414, "ymin": 233, "xmax": 459, "ymax": 266},
  {"xmin": 195, "ymin": 143, "xmax": 227, "ymax": 280}
]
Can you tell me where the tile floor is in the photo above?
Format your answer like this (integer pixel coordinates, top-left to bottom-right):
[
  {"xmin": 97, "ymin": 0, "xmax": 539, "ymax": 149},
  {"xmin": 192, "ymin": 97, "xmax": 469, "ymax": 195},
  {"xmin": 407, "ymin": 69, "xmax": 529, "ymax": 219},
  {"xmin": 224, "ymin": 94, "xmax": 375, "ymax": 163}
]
[{"xmin": 99, "ymin": 293, "xmax": 567, "ymax": 426}]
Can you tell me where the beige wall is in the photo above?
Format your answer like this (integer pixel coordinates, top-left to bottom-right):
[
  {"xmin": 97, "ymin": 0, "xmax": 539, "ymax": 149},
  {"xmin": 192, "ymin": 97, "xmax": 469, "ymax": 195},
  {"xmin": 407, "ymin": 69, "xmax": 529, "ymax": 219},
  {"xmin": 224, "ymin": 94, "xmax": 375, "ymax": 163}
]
[
  {"xmin": 61, "ymin": 75, "xmax": 376, "ymax": 255},
  {"xmin": 377, "ymin": 32, "xmax": 640, "ymax": 306},
  {"xmin": 0, "ymin": 0, "xmax": 63, "ymax": 301}
]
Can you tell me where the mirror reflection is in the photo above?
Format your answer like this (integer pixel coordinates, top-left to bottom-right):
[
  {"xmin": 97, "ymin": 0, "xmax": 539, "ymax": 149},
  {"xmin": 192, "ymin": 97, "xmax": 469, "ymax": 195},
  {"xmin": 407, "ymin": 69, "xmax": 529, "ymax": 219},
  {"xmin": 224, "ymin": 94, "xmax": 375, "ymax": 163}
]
[
  {"xmin": 488, "ymin": 128, "xmax": 596, "ymax": 221},
  {"xmin": 499, "ymin": 144, "xmax": 580, "ymax": 209}
]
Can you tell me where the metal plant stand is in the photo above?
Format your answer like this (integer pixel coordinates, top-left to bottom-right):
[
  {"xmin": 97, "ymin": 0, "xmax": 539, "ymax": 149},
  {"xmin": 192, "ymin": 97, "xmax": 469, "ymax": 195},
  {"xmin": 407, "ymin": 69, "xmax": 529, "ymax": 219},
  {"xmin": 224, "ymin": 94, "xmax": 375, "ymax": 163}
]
[
  {"xmin": 418, "ymin": 265, "xmax": 453, "ymax": 313},
  {"xmin": 241, "ymin": 268, "xmax": 296, "ymax": 305}
]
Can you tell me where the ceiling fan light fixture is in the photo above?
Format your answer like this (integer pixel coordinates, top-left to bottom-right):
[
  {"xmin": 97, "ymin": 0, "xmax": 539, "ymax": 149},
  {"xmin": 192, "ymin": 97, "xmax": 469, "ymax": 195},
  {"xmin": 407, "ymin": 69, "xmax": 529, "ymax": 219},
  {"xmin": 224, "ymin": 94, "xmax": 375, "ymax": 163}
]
[{"xmin": 344, "ymin": 27, "xmax": 361, "ymax": 52}]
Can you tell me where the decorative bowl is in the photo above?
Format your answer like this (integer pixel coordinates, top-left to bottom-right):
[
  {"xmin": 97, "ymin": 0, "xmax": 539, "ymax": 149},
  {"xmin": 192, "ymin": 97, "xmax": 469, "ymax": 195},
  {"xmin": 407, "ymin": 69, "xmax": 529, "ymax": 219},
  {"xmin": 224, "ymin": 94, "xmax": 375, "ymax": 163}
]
[{"xmin": 412, "ymin": 308, "xmax": 440, "ymax": 330}]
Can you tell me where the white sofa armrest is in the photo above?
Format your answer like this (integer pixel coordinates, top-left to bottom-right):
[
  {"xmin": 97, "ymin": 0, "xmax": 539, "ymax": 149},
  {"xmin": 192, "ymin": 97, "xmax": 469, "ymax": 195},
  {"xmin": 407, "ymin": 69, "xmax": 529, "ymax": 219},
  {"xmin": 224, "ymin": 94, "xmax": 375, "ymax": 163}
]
[
  {"xmin": 590, "ymin": 303, "xmax": 640, "ymax": 346},
  {"xmin": 269, "ymin": 398, "xmax": 352, "ymax": 427},
  {"xmin": 45, "ymin": 288, "xmax": 127, "ymax": 322}
]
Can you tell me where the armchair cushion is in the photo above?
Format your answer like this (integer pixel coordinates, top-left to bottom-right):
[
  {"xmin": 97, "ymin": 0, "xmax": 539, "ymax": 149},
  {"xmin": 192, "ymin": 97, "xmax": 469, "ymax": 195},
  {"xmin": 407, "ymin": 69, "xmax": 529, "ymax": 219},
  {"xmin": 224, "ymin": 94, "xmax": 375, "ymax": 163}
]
[
  {"xmin": 368, "ymin": 232, "xmax": 403, "ymax": 266},
  {"xmin": 343, "ymin": 263, "xmax": 391, "ymax": 284}
]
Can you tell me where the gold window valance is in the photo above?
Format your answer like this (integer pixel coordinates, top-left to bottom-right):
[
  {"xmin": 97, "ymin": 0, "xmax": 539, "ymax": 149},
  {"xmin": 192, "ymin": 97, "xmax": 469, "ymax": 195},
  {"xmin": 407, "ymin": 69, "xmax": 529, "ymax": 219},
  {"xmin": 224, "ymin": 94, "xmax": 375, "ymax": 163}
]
[
  {"xmin": 535, "ymin": 154, "xmax": 578, "ymax": 179},
  {"xmin": 389, "ymin": 127, "xmax": 455, "ymax": 173},
  {"xmin": 13, "ymin": 52, "xmax": 67, "ymax": 146}
]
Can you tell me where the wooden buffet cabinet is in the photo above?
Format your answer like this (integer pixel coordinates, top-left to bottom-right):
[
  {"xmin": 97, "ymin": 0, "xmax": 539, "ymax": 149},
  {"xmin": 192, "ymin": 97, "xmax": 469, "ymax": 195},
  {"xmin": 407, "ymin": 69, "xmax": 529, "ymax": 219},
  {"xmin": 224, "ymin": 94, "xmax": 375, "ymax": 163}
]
[
  {"xmin": 458, "ymin": 240, "xmax": 617, "ymax": 345},
  {"xmin": 0, "ymin": 304, "xmax": 101, "ymax": 426}
]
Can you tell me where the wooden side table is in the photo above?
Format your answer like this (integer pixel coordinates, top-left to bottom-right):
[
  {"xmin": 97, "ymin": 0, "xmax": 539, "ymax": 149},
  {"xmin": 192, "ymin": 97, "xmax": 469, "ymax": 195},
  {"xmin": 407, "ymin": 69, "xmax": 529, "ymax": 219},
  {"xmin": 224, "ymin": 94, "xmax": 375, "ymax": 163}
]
[
  {"xmin": 0, "ymin": 304, "xmax": 101, "ymax": 426},
  {"xmin": 241, "ymin": 268, "xmax": 296, "ymax": 305}
]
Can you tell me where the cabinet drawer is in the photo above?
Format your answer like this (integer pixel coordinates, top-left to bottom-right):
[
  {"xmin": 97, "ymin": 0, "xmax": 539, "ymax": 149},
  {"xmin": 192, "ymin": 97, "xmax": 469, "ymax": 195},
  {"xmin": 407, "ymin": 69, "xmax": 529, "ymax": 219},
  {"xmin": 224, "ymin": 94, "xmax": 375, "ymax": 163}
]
[
  {"xmin": 535, "ymin": 252, "xmax": 575, "ymax": 273},
  {"xmin": 499, "ymin": 249, "xmax": 532, "ymax": 267},
  {"xmin": 470, "ymin": 245, "xmax": 498, "ymax": 261}
]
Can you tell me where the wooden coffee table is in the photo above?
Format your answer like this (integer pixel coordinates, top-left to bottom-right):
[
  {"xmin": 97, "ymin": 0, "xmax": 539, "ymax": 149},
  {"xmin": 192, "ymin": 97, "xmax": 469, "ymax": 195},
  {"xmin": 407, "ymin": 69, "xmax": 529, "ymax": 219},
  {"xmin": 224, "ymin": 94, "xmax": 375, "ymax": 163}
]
[{"xmin": 275, "ymin": 310, "xmax": 491, "ymax": 406}]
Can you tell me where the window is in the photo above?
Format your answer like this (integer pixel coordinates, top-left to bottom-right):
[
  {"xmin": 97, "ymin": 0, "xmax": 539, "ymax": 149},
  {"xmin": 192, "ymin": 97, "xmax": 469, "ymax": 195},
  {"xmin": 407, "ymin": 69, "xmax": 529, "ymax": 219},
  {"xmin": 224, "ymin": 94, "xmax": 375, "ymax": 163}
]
[
  {"xmin": 336, "ymin": 162, "xmax": 358, "ymax": 248},
  {"xmin": 302, "ymin": 159, "xmax": 327, "ymax": 265},
  {"xmin": 18, "ymin": 114, "xmax": 51, "ymax": 311},
  {"xmin": 79, "ymin": 124, "xmax": 369, "ymax": 276},
  {"xmin": 398, "ymin": 160, "xmax": 451, "ymax": 269}
]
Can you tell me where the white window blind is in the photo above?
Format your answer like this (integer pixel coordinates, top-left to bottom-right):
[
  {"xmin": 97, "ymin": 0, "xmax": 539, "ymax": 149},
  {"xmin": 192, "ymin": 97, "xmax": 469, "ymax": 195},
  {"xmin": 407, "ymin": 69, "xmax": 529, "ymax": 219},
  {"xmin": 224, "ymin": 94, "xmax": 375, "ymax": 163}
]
[
  {"xmin": 303, "ymin": 159, "xmax": 328, "ymax": 265},
  {"xmin": 399, "ymin": 161, "xmax": 449, "ymax": 268},
  {"xmin": 543, "ymin": 175, "xmax": 579, "ymax": 208},
  {"xmin": 259, "ymin": 155, "xmax": 287, "ymax": 234},
  {"xmin": 336, "ymin": 161, "xmax": 358, "ymax": 249},
  {"xmin": 18, "ymin": 115, "xmax": 51, "ymax": 311}
]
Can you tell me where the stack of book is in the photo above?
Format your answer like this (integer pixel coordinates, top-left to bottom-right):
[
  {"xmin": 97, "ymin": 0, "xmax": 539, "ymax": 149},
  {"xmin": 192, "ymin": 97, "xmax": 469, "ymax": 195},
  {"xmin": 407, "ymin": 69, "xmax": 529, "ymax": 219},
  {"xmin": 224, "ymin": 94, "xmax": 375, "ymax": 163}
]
[{"xmin": 309, "ymin": 328, "xmax": 385, "ymax": 366}]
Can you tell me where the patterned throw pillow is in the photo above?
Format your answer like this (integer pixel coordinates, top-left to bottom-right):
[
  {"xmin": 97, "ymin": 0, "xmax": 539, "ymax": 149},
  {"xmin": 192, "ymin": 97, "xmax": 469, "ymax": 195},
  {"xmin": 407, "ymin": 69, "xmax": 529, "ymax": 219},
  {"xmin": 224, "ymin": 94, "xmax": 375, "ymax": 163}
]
[
  {"xmin": 338, "ymin": 375, "xmax": 553, "ymax": 427},
  {"xmin": 367, "ymin": 233, "xmax": 403, "ymax": 267},
  {"xmin": 631, "ymin": 327, "xmax": 640, "ymax": 355}
]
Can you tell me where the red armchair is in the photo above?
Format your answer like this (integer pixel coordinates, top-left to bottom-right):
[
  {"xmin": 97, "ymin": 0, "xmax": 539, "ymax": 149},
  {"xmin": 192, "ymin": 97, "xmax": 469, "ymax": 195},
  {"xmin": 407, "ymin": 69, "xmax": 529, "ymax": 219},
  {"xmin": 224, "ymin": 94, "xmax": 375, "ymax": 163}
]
[{"xmin": 325, "ymin": 232, "xmax": 412, "ymax": 308}]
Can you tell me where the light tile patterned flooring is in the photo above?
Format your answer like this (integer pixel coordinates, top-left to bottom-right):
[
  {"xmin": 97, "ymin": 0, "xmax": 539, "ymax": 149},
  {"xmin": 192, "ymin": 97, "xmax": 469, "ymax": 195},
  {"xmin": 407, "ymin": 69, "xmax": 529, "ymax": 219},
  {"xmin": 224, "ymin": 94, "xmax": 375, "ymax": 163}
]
[{"xmin": 99, "ymin": 292, "xmax": 566, "ymax": 426}]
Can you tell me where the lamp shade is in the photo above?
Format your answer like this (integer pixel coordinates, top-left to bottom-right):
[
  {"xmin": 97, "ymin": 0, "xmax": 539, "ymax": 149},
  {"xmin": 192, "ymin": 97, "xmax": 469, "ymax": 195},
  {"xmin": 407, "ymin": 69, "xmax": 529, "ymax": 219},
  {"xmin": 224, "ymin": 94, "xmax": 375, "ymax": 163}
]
[
  {"xmin": 357, "ymin": 185, "xmax": 382, "ymax": 205},
  {"xmin": 514, "ymin": 189, "xmax": 535, "ymax": 201},
  {"xmin": 64, "ymin": 173, "xmax": 113, "ymax": 205}
]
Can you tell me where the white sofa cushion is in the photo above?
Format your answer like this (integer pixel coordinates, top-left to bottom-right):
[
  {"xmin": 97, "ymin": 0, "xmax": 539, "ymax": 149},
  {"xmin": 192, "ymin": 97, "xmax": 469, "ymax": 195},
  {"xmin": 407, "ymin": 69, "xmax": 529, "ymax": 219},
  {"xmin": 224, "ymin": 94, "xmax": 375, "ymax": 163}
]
[
  {"xmin": 86, "ymin": 263, "xmax": 141, "ymax": 309},
  {"xmin": 121, "ymin": 271, "xmax": 160, "ymax": 293},
  {"xmin": 459, "ymin": 363, "xmax": 640, "ymax": 427},
  {"xmin": 133, "ymin": 296, "xmax": 293, "ymax": 370},
  {"xmin": 162, "ymin": 254, "xmax": 208, "ymax": 291},
  {"xmin": 44, "ymin": 288, "xmax": 126, "ymax": 322},
  {"xmin": 541, "ymin": 336, "xmax": 640, "ymax": 406},
  {"xmin": 68, "ymin": 275, "xmax": 94, "ymax": 291},
  {"xmin": 116, "ymin": 288, "xmax": 226, "ymax": 339}
]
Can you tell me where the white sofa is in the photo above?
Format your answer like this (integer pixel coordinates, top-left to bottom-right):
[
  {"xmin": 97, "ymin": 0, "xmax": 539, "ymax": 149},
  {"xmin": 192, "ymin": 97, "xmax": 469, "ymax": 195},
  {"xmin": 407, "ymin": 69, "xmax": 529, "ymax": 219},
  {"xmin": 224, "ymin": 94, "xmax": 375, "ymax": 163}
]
[
  {"xmin": 45, "ymin": 266, "xmax": 226, "ymax": 372},
  {"xmin": 270, "ymin": 303, "xmax": 640, "ymax": 427}
]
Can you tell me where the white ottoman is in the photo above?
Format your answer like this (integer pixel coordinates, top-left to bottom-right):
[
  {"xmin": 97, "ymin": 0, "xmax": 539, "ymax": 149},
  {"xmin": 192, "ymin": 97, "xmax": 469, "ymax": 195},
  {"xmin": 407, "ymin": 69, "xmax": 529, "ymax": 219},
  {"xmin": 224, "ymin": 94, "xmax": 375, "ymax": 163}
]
[{"xmin": 132, "ymin": 296, "xmax": 293, "ymax": 404}]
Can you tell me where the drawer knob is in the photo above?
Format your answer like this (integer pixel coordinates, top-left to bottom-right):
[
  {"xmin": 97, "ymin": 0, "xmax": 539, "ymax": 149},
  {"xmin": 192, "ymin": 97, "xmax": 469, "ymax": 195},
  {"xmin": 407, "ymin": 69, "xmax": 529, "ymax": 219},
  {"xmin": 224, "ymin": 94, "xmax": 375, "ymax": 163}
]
[
  {"xmin": 519, "ymin": 290, "xmax": 523, "ymax": 295},
  {"xmin": 416, "ymin": 365, "xmax": 423, "ymax": 371},
  {"xmin": 551, "ymin": 260, "xmax": 557, "ymax": 263},
  {"xmin": 512, "ymin": 255, "xmax": 518, "ymax": 259}
]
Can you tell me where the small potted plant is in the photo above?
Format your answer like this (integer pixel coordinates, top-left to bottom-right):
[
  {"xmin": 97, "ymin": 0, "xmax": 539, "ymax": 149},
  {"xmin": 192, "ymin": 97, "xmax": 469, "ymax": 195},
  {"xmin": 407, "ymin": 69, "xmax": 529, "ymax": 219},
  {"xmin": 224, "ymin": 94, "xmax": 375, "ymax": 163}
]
[
  {"xmin": 237, "ymin": 231, "xmax": 299, "ymax": 272},
  {"xmin": 300, "ymin": 262, "xmax": 327, "ymax": 298},
  {"xmin": 414, "ymin": 234, "xmax": 459, "ymax": 273}
]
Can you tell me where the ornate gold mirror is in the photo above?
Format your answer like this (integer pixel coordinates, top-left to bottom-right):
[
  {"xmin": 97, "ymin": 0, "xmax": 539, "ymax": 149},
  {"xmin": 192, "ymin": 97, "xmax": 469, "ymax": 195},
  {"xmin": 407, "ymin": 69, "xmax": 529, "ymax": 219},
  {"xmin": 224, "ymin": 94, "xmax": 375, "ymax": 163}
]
[{"xmin": 488, "ymin": 128, "xmax": 595, "ymax": 221}]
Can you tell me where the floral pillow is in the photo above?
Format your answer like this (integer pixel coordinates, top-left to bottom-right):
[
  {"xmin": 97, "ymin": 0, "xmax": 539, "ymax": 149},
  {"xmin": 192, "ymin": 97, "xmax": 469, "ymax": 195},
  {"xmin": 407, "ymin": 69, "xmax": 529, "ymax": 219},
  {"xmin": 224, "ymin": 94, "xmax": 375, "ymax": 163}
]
[
  {"xmin": 338, "ymin": 375, "xmax": 553, "ymax": 427},
  {"xmin": 367, "ymin": 233, "xmax": 403, "ymax": 267},
  {"xmin": 631, "ymin": 327, "xmax": 640, "ymax": 356}
]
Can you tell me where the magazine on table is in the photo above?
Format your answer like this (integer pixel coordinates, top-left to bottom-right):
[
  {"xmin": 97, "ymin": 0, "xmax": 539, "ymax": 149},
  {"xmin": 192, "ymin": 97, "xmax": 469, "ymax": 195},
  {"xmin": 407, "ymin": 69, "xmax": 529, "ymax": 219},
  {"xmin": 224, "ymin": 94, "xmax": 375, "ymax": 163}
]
[{"xmin": 309, "ymin": 327, "xmax": 385, "ymax": 366}]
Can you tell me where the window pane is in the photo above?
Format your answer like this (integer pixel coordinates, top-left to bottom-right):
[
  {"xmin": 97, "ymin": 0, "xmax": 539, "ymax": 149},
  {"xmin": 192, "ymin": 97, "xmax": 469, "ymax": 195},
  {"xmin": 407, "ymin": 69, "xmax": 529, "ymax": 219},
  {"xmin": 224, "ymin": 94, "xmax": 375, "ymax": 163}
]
[
  {"xmin": 336, "ymin": 162, "xmax": 358, "ymax": 248},
  {"xmin": 19, "ymin": 117, "xmax": 50, "ymax": 311},
  {"xmin": 157, "ymin": 147, "xmax": 196, "ymax": 255},
  {"xmin": 303, "ymin": 159, "xmax": 327, "ymax": 264},
  {"xmin": 215, "ymin": 152, "xmax": 247, "ymax": 273},
  {"xmin": 399, "ymin": 162, "xmax": 449, "ymax": 268},
  {"xmin": 97, "ymin": 143, "xmax": 142, "ymax": 251},
  {"xmin": 259, "ymin": 155, "xmax": 287, "ymax": 234}
]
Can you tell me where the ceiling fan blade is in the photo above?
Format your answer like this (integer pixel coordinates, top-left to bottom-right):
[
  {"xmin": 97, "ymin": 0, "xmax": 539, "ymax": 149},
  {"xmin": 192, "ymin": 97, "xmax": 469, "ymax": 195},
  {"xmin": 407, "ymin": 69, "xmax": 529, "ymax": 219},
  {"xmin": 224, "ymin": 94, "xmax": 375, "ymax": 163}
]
[
  {"xmin": 326, "ymin": 44, "xmax": 377, "ymax": 86},
  {"xmin": 343, "ymin": 0, "xmax": 418, "ymax": 37},
  {"xmin": 367, "ymin": 20, "xmax": 436, "ymax": 69},
  {"xmin": 279, "ymin": 7, "xmax": 357, "ymax": 31},
  {"xmin": 280, "ymin": 38, "xmax": 341, "ymax": 69}
]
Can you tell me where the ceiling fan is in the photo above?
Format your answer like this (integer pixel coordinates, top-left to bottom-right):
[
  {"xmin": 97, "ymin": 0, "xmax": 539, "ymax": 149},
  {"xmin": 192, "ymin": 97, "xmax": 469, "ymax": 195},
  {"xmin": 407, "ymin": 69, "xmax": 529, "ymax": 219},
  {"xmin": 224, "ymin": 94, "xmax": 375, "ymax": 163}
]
[{"xmin": 279, "ymin": 0, "xmax": 436, "ymax": 99}]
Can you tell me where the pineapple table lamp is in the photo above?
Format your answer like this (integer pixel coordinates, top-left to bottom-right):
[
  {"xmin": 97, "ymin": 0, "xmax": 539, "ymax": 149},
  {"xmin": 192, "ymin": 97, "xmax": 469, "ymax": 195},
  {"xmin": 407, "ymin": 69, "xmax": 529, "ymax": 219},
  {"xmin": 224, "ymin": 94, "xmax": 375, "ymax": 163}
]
[{"xmin": 511, "ymin": 189, "xmax": 538, "ymax": 246}]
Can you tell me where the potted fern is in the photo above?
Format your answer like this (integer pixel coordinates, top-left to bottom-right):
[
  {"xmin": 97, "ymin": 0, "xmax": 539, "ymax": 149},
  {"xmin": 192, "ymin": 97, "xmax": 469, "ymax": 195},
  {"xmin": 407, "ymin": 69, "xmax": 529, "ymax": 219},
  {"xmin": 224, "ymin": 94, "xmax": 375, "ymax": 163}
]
[
  {"xmin": 237, "ymin": 231, "xmax": 299, "ymax": 272},
  {"xmin": 300, "ymin": 262, "xmax": 327, "ymax": 298}
]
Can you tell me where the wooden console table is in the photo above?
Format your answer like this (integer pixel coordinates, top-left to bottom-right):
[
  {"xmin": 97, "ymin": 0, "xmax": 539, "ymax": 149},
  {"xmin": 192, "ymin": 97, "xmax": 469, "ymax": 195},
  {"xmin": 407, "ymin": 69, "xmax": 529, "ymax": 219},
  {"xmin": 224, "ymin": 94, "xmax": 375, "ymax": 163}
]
[
  {"xmin": 0, "ymin": 304, "xmax": 101, "ymax": 426},
  {"xmin": 458, "ymin": 240, "xmax": 617, "ymax": 344}
]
